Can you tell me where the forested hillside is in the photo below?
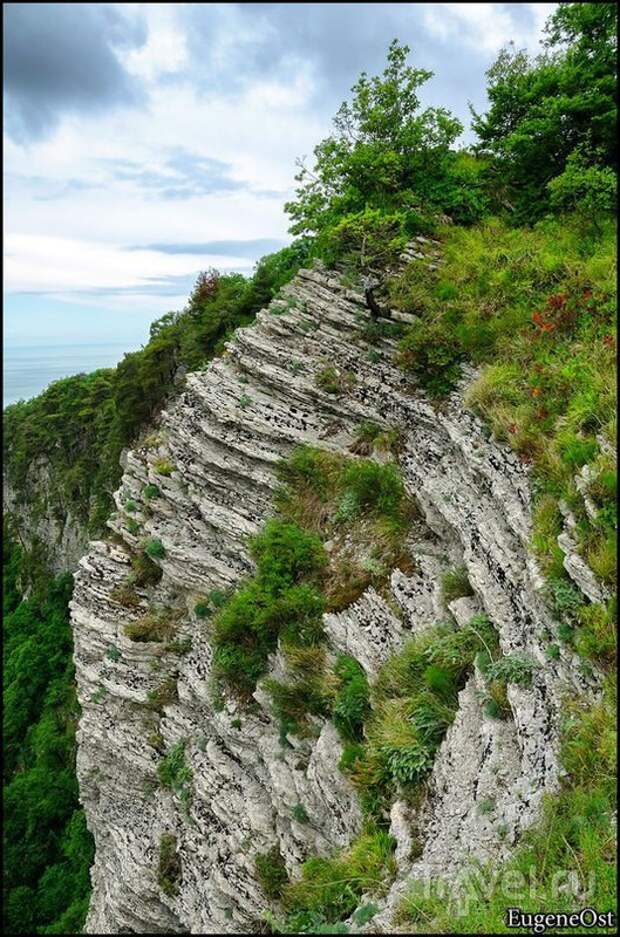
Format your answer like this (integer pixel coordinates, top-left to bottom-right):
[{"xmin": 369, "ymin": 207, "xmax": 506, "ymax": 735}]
[{"xmin": 3, "ymin": 3, "xmax": 616, "ymax": 933}]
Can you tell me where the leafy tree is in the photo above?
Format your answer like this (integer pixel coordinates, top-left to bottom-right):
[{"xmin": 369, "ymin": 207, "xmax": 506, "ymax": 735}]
[
  {"xmin": 471, "ymin": 2, "xmax": 617, "ymax": 221},
  {"xmin": 285, "ymin": 39, "xmax": 485, "ymax": 265},
  {"xmin": 2, "ymin": 539, "xmax": 94, "ymax": 933}
]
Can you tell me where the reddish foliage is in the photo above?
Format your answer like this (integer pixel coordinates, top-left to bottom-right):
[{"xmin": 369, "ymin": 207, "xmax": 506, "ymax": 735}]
[{"xmin": 190, "ymin": 269, "xmax": 220, "ymax": 309}]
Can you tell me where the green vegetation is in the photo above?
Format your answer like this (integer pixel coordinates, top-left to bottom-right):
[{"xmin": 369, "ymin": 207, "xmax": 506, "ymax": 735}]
[
  {"xmin": 146, "ymin": 675, "xmax": 178, "ymax": 713},
  {"xmin": 157, "ymin": 739, "xmax": 193, "ymax": 815},
  {"xmin": 124, "ymin": 605, "xmax": 181, "ymax": 643},
  {"xmin": 210, "ymin": 519, "xmax": 327, "ymax": 697},
  {"xmin": 344, "ymin": 615, "xmax": 499, "ymax": 816},
  {"xmin": 332, "ymin": 655, "xmax": 371, "ymax": 743},
  {"xmin": 471, "ymin": 3, "xmax": 616, "ymax": 224},
  {"xmin": 3, "ymin": 7, "xmax": 617, "ymax": 933},
  {"xmin": 158, "ymin": 833, "xmax": 181, "ymax": 897},
  {"xmin": 3, "ymin": 535, "xmax": 94, "ymax": 934},
  {"xmin": 153, "ymin": 457, "xmax": 175, "ymax": 476},
  {"xmin": 440, "ymin": 565, "xmax": 474, "ymax": 604},
  {"xmin": 4, "ymin": 246, "xmax": 312, "ymax": 567},
  {"xmin": 395, "ymin": 675, "xmax": 617, "ymax": 933},
  {"xmin": 275, "ymin": 827, "xmax": 396, "ymax": 933},
  {"xmin": 291, "ymin": 804, "xmax": 310, "ymax": 825},
  {"xmin": 144, "ymin": 537, "xmax": 166, "ymax": 559},
  {"xmin": 255, "ymin": 847, "xmax": 289, "ymax": 900},
  {"xmin": 314, "ymin": 366, "xmax": 356, "ymax": 396}
]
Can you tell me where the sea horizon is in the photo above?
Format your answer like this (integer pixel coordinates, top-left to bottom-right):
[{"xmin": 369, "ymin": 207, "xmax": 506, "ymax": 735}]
[{"xmin": 3, "ymin": 339, "xmax": 144, "ymax": 408}]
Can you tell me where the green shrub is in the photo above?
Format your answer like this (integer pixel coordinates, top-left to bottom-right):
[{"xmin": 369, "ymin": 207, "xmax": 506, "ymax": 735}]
[
  {"xmin": 255, "ymin": 846, "xmax": 289, "ymax": 900},
  {"xmin": 145, "ymin": 538, "xmax": 166, "ymax": 559},
  {"xmin": 332, "ymin": 656, "xmax": 370, "ymax": 743},
  {"xmin": 211, "ymin": 520, "xmax": 327, "ymax": 696},
  {"xmin": 194, "ymin": 600, "xmax": 212, "ymax": 619},
  {"xmin": 158, "ymin": 833, "xmax": 181, "ymax": 897},
  {"xmin": 125, "ymin": 518, "xmax": 140, "ymax": 536},
  {"xmin": 291, "ymin": 804, "xmax": 310, "ymax": 824},
  {"xmin": 105, "ymin": 644, "xmax": 121, "ymax": 662},
  {"xmin": 399, "ymin": 318, "xmax": 463, "ymax": 396},
  {"xmin": 238, "ymin": 393, "xmax": 253, "ymax": 409},
  {"xmin": 124, "ymin": 499, "xmax": 138, "ymax": 513},
  {"xmin": 281, "ymin": 828, "xmax": 396, "ymax": 927},
  {"xmin": 544, "ymin": 578, "xmax": 583, "ymax": 625},
  {"xmin": 485, "ymin": 653, "xmax": 536, "ymax": 688},
  {"xmin": 143, "ymin": 484, "xmax": 161, "ymax": 500}
]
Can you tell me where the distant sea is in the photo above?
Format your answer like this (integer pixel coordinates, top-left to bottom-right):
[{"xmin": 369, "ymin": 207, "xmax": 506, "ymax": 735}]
[{"xmin": 3, "ymin": 341, "xmax": 142, "ymax": 408}]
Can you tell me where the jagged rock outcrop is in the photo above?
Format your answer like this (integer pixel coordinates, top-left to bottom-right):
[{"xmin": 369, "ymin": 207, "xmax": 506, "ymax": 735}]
[{"xmin": 71, "ymin": 253, "xmax": 599, "ymax": 934}]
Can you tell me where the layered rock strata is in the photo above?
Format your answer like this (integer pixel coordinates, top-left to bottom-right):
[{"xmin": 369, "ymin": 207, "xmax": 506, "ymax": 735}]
[{"xmin": 71, "ymin": 255, "xmax": 597, "ymax": 934}]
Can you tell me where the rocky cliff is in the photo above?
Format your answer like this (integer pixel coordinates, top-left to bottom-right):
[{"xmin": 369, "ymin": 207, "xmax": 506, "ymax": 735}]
[{"xmin": 70, "ymin": 246, "xmax": 599, "ymax": 934}]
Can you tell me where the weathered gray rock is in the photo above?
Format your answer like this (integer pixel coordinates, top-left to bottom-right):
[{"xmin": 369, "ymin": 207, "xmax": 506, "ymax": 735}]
[{"xmin": 70, "ymin": 259, "xmax": 602, "ymax": 934}]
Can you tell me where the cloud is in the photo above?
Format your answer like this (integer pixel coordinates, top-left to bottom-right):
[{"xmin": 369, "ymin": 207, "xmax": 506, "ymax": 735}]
[
  {"xmin": 3, "ymin": 3, "xmax": 147, "ymax": 142},
  {"xmin": 129, "ymin": 238, "xmax": 287, "ymax": 258},
  {"xmin": 3, "ymin": 3, "xmax": 556, "ymax": 347}
]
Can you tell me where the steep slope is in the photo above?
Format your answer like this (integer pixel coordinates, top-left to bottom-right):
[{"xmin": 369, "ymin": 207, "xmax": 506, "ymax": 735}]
[{"xmin": 71, "ymin": 253, "xmax": 598, "ymax": 934}]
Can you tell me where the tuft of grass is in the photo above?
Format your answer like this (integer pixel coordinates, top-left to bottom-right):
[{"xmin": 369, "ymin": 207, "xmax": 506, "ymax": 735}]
[
  {"xmin": 157, "ymin": 739, "xmax": 193, "ymax": 813},
  {"xmin": 144, "ymin": 538, "xmax": 166, "ymax": 559},
  {"xmin": 279, "ymin": 827, "xmax": 396, "ymax": 930},
  {"xmin": 314, "ymin": 366, "xmax": 356, "ymax": 395},
  {"xmin": 158, "ymin": 833, "xmax": 181, "ymax": 897},
  {"xmin": 153, "ymin": 457, "xmax": 175, "ymax": 476},
  {"xmin": 441, "ymin": 565, "xmax": 474, "ymax": 603},
  {"xmin": 143, "ymin": 484, "xmax": 161, "ymax": 500},
  {"xmin": 124, "ymin": 605, "xmax": 180, "ymax": 643},
  {"xmin": 255, "ymin": 846, "xmax": 289, "ymax": 900},
  {"xmin": 146, "ymin": 675, "xmax": 178, "ymax": 712}
]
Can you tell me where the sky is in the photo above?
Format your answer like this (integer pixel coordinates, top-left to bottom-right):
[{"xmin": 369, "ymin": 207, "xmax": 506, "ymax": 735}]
[{"xmin": 3, "ymin": 2, "xmax": 556, "ymax": 348}]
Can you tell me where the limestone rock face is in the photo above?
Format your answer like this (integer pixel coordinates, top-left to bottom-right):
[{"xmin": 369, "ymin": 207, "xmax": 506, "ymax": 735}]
[
  {"xmin": 4, "ymin": 457, "xmax": 90, "ymax": 578},
  {"xmin": 71, "ymin": 262, "xmax": 598, "ymax": 934}
]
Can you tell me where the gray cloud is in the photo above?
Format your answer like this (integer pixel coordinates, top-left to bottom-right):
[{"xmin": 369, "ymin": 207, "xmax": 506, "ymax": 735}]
[
  {"xmin": 99, "ymin": 149, "xmax": 247, "ymax": 200},
  {"xmin": 180, "ymin": 3, "xmax": 544, "ymax": 141},
  {"xmin": 129, "ymin": 238, "xmax": 287, "ymax": 257},
  {"xmin": 3, "ymin": 3, "xmax": 146, "ymax": 142},
  {"xmin": 15, "ymin": 269, "xmax": 255, "ymax": 301}
]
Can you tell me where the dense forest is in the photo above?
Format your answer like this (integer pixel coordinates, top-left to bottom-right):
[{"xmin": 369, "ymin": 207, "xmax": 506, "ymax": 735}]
[{"xmin": 3, "ymin": 3, "xmax": 617, "ymax": 933}]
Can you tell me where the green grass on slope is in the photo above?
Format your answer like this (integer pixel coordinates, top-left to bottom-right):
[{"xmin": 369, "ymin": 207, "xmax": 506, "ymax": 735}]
[
  {"xmin": 394, "ymin": 213, "xmax": 616, "ymax": 593},
  {"xmin": 396, "ymin": 675, "xmax": 617, "ymax": 934}
]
